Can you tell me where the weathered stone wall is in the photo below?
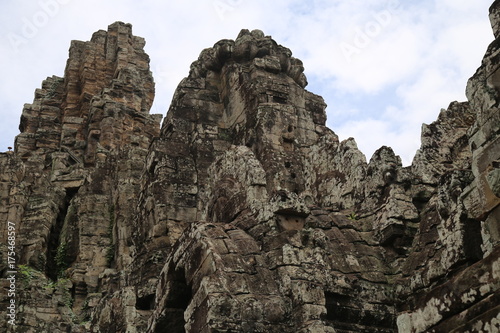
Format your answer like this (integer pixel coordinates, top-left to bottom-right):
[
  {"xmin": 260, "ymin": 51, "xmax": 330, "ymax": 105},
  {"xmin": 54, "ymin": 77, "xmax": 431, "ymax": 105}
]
[
  {"xmin": 1, "ymin": 22, "xmax": 161, "ymax": 332},
  {"xmin": 1, "ymin": 6, "xmax": 499, "ymax": 332},
  {"xmin": 389, "ymin": 3, "xmax": 500, "ymax": 331}
]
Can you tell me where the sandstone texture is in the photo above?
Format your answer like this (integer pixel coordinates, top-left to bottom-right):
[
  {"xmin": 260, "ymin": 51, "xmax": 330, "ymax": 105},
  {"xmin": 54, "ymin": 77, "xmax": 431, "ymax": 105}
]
[{"xmin": 1, "ymin": 6, "xmax": 499, "ymax": 332}]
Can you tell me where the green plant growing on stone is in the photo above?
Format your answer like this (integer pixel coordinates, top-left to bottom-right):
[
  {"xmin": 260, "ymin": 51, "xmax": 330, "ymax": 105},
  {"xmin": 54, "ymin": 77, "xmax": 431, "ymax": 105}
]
[
  {"xmin": 45, "ymin": 277, "xmax": 70, "ymax": 290},
  {"xmin": 347, "ymin": 212, "xmax": 360, "ymax": 220},
  {"xmin": 55, "ymin": 241, "xmax": 69, "ymax": 277},
  {"xmin": 62, "ymin": 288, "xmax": 74, "ymax": 309},
  {"xmin": 18, "ymin": 264, "xmax": 36, "ymax": 283},
  {"xmin": 44, "ymin": 280, "xmax": 57, "ymax": 290}
]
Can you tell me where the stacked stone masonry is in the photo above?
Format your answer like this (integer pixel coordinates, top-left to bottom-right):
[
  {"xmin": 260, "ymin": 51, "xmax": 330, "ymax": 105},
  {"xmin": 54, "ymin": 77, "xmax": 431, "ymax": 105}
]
[{"xmin": 0, "ymin": 5, "xmax": 499, "ymax": 332}]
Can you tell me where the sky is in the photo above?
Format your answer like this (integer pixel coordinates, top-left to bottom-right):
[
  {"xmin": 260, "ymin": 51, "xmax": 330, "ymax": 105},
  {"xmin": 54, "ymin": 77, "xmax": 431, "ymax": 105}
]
[{"xmin": 0, "ymin": 0, "xmax": 494, "ymax": 166}]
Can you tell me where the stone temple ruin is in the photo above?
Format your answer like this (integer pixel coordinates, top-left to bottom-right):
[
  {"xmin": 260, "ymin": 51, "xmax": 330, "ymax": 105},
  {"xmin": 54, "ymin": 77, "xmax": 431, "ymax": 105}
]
[{"xmin": 0, "ymin": 3, "xmax": 499, "ymax": 332}]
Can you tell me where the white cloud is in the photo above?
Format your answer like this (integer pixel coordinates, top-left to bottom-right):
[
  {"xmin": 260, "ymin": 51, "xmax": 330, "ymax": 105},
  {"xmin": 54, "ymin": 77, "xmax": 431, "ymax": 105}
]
[
  {"xmin": 335, "ymin": 117, "xmax": 421, "ymax": 165},
  {"xmin": 0, "ymin": 0, "xmax": 495, "ymax": 168},
  {"xmin": 325, "ymin": 0, "xmax": 492, "ymax": 165}
]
